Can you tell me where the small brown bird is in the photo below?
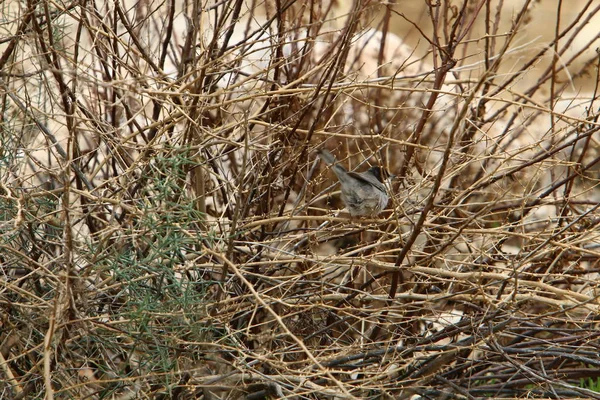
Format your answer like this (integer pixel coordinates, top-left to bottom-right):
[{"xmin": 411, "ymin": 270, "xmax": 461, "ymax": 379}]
[{"xmin": 317, "ymin": 149, "xmax": 390, "ymax": 216}]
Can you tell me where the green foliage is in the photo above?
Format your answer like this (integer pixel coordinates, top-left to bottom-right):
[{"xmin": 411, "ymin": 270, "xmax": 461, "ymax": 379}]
[{"xmin": 580, "ymin": 376, "xmax": 600, "ymax": 392}]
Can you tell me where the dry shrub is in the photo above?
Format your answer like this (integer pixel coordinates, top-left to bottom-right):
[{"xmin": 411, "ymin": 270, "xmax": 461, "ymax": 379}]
[{"xmin": 2, "ymin": 0, "xmax": 600, "ymax": 398}]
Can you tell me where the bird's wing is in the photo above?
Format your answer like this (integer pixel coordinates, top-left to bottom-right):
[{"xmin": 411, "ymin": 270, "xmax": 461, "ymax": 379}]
[{"xmin": 347, "ymin": 171, "xmax": 387, "ymax": 193}]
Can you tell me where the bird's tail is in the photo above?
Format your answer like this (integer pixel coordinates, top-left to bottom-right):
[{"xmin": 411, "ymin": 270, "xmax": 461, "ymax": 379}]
[
  {"xmin": 317, "ymin": 149, "xmax": 348, "ymax": 177},
  {"xmin": 317, "ymin": 149, "xmax": 336, "ymax": 165}
]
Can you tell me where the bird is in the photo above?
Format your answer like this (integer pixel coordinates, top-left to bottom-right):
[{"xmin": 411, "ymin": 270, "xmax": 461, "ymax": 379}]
[{"xmin": 317, "ymin": 149, "xmax": 390, "ymax": 216}]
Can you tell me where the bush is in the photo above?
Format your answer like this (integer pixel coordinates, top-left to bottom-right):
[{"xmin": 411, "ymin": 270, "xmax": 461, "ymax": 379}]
[{"xmin": 2, "ymin": 0, "xmax": 600, "ymax": 398}]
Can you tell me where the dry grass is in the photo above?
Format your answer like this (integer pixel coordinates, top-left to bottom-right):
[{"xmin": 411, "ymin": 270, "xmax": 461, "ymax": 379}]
[{"xmin": 2, "ymin": 0, "xmax": 600, "ymax": 398}]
